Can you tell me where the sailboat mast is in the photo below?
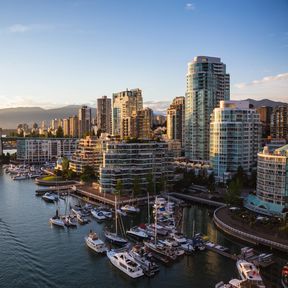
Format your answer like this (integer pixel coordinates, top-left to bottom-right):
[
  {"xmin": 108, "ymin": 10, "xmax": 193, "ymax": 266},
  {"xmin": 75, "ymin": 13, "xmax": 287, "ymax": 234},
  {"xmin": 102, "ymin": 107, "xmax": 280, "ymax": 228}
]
[
  {"xmin": 115, "ymin": 194, "xmax": 118, "ymax": 235},
  {"xmin": 147, "ymin": 191, "xmax": 150, "ymax": 225},
  {"xmin": 154, "ymin": 199, "xmax": 157, "ymax": 245}
]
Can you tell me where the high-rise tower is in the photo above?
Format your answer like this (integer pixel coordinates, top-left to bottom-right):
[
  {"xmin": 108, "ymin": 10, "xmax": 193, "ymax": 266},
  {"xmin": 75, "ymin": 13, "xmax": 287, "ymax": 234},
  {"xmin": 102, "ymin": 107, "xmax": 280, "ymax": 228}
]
[
  {"xmin": 185, "ymin": 56, "xmax": 230, "ymax": 160},
  {"xmin": 97, "ymin": 96, "xmax": 112, "ymax": 134},
  {"xmin": 112, "ymin": 88, "xmax": 143, "ymax": 138}
]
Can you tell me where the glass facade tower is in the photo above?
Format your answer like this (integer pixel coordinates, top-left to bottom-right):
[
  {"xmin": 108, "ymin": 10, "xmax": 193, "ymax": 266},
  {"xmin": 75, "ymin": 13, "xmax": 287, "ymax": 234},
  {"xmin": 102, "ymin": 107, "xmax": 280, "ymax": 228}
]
[{"xmin": 185, "ymin": 56, "xmax": 230, "ymax": 160}]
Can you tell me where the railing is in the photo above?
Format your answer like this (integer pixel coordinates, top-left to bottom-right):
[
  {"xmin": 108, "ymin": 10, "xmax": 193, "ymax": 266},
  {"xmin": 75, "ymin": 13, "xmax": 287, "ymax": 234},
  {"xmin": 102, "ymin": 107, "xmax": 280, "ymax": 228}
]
[{"xmin": 213, "ymin": 207, "xmax": 288, "ymax": 252}]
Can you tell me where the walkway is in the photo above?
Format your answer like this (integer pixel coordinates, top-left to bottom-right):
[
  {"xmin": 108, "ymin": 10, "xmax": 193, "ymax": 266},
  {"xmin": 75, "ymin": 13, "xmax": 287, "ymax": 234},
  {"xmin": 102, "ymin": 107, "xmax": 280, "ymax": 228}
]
[{"xmin": 213, "ymin": 206, "xmax": 288, "ymax": 252}]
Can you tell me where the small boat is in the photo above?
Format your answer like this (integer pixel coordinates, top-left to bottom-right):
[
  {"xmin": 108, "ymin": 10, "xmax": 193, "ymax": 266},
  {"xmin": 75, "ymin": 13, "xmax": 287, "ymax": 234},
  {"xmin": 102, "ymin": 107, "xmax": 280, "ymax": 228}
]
[
  {"xmin": 85, "ymin": 230, "xmax": 107, "ymax": 254},
  {"xmin": 126, "ymin": 227, "xmax": 149, "ymax": 241},
  {"xmin": 129, "ymin": 246, "xmax": 159, "ymax": 277},
  {"xmin": 236, "ymin": 260, "xmax": 265, "ymax": 288},
  {"xmin": 63, "ymin": 215, "xmax": 77, "ymax": 227},
  {"xmin": 116, "ymin": 209, "xmax": 127, "ymax": 217},
  {"xmin": 282, "ymin": 263, "xmax": 288, "ymax": 288},
  {"xmin": 215, "ymin": 279, "xmax": 245, "ymax": 288},
  {"xmin": 77, "ymin": 213, "xmax": 89, "ymax": 225},
  {"xmin": 12, "ymin": 174, "xmax": 27, "ymax": 180},
  {"xmin": 106, "ymin": 250, "xmax": 144, "ymax": 278},
  {"xmin": 105, "ymin": 230, "xmax": 128, "ymax": 246},
  {"xmin": 91, "ymin": 209, "xmax": 107, "ymax": 221},
  {"xmin": 144, "ymin": 240, "xmax": 177, "ymax": 261},
  {"xmin": 42, "ymin": 192, "xmax": 59, "ymax": 203},
  {"xmin": 120, "ymin": 205, "xmax": 140, "ymax": 213},
  {"xmin": 50, "ymin": 210, "xmax": 65, "ymax": 228}
]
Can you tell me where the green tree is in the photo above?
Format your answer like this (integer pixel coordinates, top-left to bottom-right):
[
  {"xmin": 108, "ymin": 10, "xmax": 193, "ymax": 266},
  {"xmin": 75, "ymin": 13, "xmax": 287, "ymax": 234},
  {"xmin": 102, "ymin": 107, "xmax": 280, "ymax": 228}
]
[
  {"xmin": 146, "ymin": 173, "xmax": 154, "ymax": 195},
  {"xmin": 56, "ymin": 126, "xmax": 64, "ymax": 138},
  {"xmin": 224, "ymin": 178, "xmax": 242, "ymax": 205},
  {"xmin": 114, "ymin": 179, "xmax": 122, "ymax": 196},
  {"xmin": 80, "ymin": 165, "xmax": 96, "ymax": 182},
  {"xmin": 207, "ymin": 173, "xmax": 216, "ymax": 193},
  {"xmin": 132, "ymin": 176, "xmax": 141, "ymax": 198}
]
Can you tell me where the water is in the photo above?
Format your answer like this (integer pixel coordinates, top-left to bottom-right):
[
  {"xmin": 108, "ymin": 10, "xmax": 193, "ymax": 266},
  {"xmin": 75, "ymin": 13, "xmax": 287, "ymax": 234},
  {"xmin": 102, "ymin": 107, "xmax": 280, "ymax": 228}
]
[{"xmin": 0, "ymin": 168, "xmax": 284, "ymax": 288}]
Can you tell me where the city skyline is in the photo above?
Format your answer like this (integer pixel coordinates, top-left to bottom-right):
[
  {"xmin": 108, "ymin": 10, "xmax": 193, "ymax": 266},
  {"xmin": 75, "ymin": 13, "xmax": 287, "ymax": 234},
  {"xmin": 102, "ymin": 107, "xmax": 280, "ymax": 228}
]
[{"xmin": 0, "ymin": 0, "xmax": 287, "ymax": 109}]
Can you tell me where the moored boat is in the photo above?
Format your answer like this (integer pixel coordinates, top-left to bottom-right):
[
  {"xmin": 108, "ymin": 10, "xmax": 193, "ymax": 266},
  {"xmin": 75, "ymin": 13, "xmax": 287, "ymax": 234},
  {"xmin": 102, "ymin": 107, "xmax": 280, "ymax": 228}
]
[
  {"xmin": 50, "ymin": 210, "xmax": 65, "ymax": 228},
  {"xmin": 236, "ymin": 260, "xmax": 265, "ymax": 288},
  {"xmin": 85, "ymin": 230, "xmax": 107, "ymax": 253},
  {"xmin": 120, "ymin": 205, "xmax": 140, "ymax": 213},
  {"xmin": 42, "ymin": 192, "xmax": 59, "ymax": 203},
  {"xmin": 282, "ymin": 263, "xmax": 288, "ymax": 288},
  {"xmin": 126, "ymin": 227, "xmax": 149, "ymax": 241},
  {"xmin": 106, "ymin": 250, "xmax": 144, "ymax": 278}
]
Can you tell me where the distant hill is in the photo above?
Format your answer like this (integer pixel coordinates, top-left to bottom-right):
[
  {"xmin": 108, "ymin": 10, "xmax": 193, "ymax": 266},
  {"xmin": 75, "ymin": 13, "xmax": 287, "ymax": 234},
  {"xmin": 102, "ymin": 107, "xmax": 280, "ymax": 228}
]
[
  {"xmin": 0, "ymin": 99, "xmax": 286, "ymax": 129},
  {"xmin": 0, "ymin": 105, "xmax": 96, "ymax": 129},
  {"xmin": 245, "ymin": 98, "xmax": 287, "ymax": 108}
]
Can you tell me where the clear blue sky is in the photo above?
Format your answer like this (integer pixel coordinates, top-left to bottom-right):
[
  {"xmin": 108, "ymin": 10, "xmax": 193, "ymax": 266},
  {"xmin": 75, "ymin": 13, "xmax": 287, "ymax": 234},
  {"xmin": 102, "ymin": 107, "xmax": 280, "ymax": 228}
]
[{"xmin": 0, "ymin": 0, "xmax": 287, "ymax": 110}]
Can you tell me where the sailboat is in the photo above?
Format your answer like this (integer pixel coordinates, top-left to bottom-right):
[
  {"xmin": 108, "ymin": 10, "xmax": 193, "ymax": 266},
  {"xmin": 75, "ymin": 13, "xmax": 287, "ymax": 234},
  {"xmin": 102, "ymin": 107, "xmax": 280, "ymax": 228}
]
[
  {"xmin": 49, "ymin": 209, "xmax": 65, "ymax": 228},
  {"xmin": 105, "ymin": 195, "xmax": 128, "ymax": 246},
  {"xmin": 49, "ymin": 178, "xmax": 65, "ymax": 228},
  {"xmin": 144, "ymin": 199, "xmax": 177, "ymax": 261}
]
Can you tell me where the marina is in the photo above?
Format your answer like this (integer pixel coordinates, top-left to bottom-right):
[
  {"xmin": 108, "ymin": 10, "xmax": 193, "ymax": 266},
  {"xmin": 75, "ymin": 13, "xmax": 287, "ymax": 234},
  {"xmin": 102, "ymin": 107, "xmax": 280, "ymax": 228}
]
[{"xmin": 0, "ymin": 167, "xmax": 287, "ymax": 287}]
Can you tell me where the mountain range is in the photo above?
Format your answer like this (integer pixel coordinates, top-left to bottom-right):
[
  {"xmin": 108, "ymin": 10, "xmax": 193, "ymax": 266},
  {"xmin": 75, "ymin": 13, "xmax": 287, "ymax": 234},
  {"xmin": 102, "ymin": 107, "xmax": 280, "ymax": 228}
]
[{"xmin": 0, "ymin": 99, "xmax": 286, "ymax": 129}]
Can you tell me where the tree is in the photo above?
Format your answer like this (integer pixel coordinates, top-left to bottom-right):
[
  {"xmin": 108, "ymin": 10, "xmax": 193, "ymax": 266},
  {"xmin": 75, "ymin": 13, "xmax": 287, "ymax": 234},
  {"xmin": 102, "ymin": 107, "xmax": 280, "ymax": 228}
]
[
  {"xmin": 146, "ymin": 173, "xmax": 154, "ymax": 195},
  {"xmin": 207, "ymin": 173, "xmax": 216, "ymax": 193},
  {"xmin": 80, "ymin": 165, "xmax": 96, "ymax": 182},
  {"xmin": 132, "ymin": 176, "xmax": 141, "ymax": 198},
  {"xmin": 114, "ymin": 179, "xmax": 122, "ymax": 196},
  {"xmin": 224, "ymin": 178, "xmax": 242, "ymax": 205},
  {"xmin": 56, "ymin": 126, "xmax": 64, "ymax": 138}
]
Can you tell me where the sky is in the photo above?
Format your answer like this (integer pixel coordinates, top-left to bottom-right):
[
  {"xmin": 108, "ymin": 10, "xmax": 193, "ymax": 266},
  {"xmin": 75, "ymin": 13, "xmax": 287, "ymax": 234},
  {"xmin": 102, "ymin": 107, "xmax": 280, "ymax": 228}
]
[{"xmin": 0, "ymin": 0, "xmax": 287, "ymax": 110}]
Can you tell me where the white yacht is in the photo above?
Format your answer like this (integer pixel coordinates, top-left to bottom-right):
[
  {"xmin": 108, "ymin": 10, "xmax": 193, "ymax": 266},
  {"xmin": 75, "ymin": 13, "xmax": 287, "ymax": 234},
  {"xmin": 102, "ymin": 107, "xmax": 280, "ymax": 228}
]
[
  {"xmin": 126, "ymin": 227, "xmax": 149, "ymax": 240},
  {"xmin": 236, "ymin": 260, "xmax": 265, "ymax": 288},
  {"xmin": 120, "ymin": 205, "xmax": 140, "ymax": 213},
  {"xmin": 106, "ymin": 250, "xmax": 144, "ymax": 278},
  {"xmin": 42, "ymin": 192, "xmax": 59, "ymax": 203},
  {"xmin": 85, "ymin": 231, "xmax": 107, "ymax": 254},
  {"xmin": 215, "ymin": 279, "xmax": 245, "ymax": 288},
  {"xmin": 91, "ymin": 209, "xmax": 107, "ymax": 221}
]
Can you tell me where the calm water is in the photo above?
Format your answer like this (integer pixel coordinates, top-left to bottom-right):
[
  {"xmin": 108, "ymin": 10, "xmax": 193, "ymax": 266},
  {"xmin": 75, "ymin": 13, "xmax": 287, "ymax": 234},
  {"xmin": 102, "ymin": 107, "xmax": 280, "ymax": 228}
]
[{"xmin": 0, "ymin": 168, "xmax": 283, "ymax": 288}]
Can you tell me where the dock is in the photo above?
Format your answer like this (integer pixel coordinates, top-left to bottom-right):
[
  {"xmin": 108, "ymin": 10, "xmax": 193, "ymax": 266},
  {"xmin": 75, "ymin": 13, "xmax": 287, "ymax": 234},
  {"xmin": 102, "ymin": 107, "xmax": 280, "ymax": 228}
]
[
  {"xmin": 169, "ymin": 192, "xmax": 225, "ymax": 207},
  {"xmin": 72, "ymin": 187, "xmax": 156, "ymax": 207},
  {"xmin": 35, "ymin": 185, "xmax": 78, "ymax": 196}
]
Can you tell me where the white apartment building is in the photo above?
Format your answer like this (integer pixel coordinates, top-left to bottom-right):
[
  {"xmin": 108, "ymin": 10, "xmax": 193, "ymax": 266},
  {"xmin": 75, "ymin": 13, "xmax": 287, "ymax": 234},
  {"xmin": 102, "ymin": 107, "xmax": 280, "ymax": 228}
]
[
  {"xmin": 99, "ymin": 141, "xmax": 173, "ymax": 194},
  {"xmin": 210, "ymin": 100, "xmax": 261, "ymax": 182},
  {"xmin": 245, "ymin": 145, "xmax": 288, "ymax": 217},
  {"xmin": 16, "ymin": 138, "xmax": 78, "ymax": 163}
]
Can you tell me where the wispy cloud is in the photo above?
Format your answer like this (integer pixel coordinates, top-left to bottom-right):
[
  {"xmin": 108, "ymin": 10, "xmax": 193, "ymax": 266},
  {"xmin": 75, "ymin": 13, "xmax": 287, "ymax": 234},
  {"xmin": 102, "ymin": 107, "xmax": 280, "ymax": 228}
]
[
  {"xmin": 8, "ymin": 24, "xmax": 31, "ymax": 33},
  {"xmin": 234, "ymin": 72, "xmax": 288, "ymax": 89},
  {"xmin": 185, "ymin": 3, "xmax": 195, "ymax": 11},
  {"xmin": 2, "ymin": 24, "xmax": 55, "ymax": 34}
]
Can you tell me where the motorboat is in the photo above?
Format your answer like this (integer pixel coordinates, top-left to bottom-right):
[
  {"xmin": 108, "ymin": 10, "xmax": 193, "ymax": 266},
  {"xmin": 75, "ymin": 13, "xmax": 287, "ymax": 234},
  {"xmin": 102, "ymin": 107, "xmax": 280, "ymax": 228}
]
[
  {"xmin": 129, "ymin": 246, "xmax": 159, "ymax": 277},
  {"xmin": 170, "ymin": 232, "xmax": 187, "ymax": 245},
  {"xmin": 107, "ymin": 250, "xmax": 144, "ymax": 278},
  {"xmin": 282, "ymin": 263, "xmax": 288, "ymax": 288},
  {"xmin": 236, "ymin": 260, "xmax": 265, "ymax": 288},
  {"xmin": 215, "ymin": 279, "xmax": 245, "ymax": 288},
  {"xmin": 12, "ymin": 174, "xmax": 27, "ymax": 180},
  {"xmin": 77, "ymin": 213, "xmax": 90, "ymax": 225},
  {"xmin": 105, "ymin": 230, "xmax": 128, "ymax": 246},
  {"xmin": 116, "ymin": 208, "xmax": 127, "ymax": 217},
  {"xmin": 100, "ymin": 209, "xmax": 113, "ymax": 219},
  {"xmin": 42, "ymin": 192, "xmax": 59, "ymax": 203},
  {"xmin": 91, "ymin": 209, "xmax": 107, "ymax": 221},
  {"xmin": 85, "ymin": 230, "xmax": 107, "ymax": 253},
  {"xmin": 126, "ymin": 227, "xmax": 149, "ymax": 240},
  {"xmin": 49, "ymin": 210, "xmax": 65, "ymax": 228},
  {"xmin": 63, "ymin": 215, "xmax": 77, "ymax": 227},
  {"xmin": 120, "ymin": 205, "xmax": 140, "ymax": 213},
  {"xmin": 143, "ymin": 240, "xmax": 177, "ymax": 261}
]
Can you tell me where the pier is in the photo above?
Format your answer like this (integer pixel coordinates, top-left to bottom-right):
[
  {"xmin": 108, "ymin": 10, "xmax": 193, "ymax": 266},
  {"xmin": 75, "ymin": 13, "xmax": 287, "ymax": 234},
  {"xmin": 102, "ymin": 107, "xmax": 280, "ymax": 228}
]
[
  {"xmin": 169, "ymin": 192, "xmax": 225, "ymax": 207},
  {"xmin": 72, "ymin": 187, "xmax": 156, "ymax": 207}
]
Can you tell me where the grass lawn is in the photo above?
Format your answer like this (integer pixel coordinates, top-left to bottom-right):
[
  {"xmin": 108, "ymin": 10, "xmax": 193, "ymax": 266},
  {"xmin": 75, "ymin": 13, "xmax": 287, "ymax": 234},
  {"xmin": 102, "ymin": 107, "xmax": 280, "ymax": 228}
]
[{"xmin": 41, "ymin": 175, "xmax": 64, "ymax": 181}]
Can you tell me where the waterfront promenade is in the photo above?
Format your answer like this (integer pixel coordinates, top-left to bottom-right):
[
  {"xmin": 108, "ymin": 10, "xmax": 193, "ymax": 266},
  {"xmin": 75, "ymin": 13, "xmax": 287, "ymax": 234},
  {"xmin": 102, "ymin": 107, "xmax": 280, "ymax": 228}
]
[{"xmin": 214, "ymin": 206, "xmax": 288, "ymax": 253}]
